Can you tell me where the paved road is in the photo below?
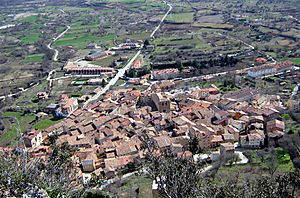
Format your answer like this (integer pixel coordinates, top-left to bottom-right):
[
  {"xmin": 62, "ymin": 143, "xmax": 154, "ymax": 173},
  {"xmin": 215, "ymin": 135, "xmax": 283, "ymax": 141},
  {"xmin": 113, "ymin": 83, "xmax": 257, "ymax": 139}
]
[
  {"xmin": 45, "ymin": 25, "xmax": 70, "ymax": 94},
  {"xmin": 83, "ymin": 49, "xmax": 142, "ymax": 107},
  {"xmin": 46, "ymin": 25, "xmax": 70, "ymax": 62},
  {"xmin": 150, "ymin": 2, "xmax": 173, "ymax": 38},
  {"xmin": 83, "ymin": 2, "xmax": 173, "ymax": 107}
]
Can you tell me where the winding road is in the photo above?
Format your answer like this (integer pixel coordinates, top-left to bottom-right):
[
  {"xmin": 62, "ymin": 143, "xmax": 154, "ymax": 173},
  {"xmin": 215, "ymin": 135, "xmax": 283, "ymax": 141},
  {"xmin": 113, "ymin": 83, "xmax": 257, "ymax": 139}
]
[
  {"xmin": 83, "ymin": 2, "xmax": 173, "ymax": 107},
  {"xmin": 0, "ymin": 26, "xmax": 70, "ymax": 100},
  {"xmin": 0, "ymin": 82, "xmax": 40, "ymax": 100},
  {"xmin": 46, "ymin": 25, "xmax": 70, "ymax": 62},
  {"xmin": 45, "ymin": 25, "xmax": 70, "ymax": 94}
]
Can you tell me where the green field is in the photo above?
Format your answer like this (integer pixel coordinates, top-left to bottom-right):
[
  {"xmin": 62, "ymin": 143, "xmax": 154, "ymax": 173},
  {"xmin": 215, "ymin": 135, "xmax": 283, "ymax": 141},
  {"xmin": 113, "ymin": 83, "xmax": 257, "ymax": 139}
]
[
  {"xmin": 116, "ymin": 31, "xmax": 149, "ymax": 42},
  {"xmin": 285, "ymin": 57, "xmax": 300, "ymax": 64},
  {"xmin": 54, "ymin": 33, "xmax": 115, "ymax": 49},
  {"xmin": 115, "ymin": 79, "xmax": 126, "ymax": 87},
  {"xmin": 19, "ymin": 15, "xmax": 39, "ymax": 23},
  {"xmin": 33, "ymin": 117, "xmax": 63, "ymax": 130},
  {"xmin": 109, "ymin": 175, "xmax": 152, "ymax": 198},
  {"xmin": 281, "ymin": 113, "xmax": 300, "ymax": 134},
  {"xmin": 96, "ymin": 0, "xmax": 145, "ymax": 3},
  {"xmin": 153, "ymin": 35, "xmax": 209, "ymax": 52},
  {"xmin": 275, "ymin": 148, "xmax": 294, "ymax": 172},
  {"xmin": 166, "ymin": 12, "xmax": 194, "ymax": 23},
  {"xmin": 23, "ymin": 54, "xmax": 44, "ymax": 63},
  {"xmin": 20, "ymin": 33, "xmax": 41, "ymax": 45},
  {"xmin": 245, "ymin": 148, "xmax": 294, "ymax": 173},
  {"xmin": 69, "ymin": 23, "xmax": 99, "ymax": 32},
  {"xmin": 0, "ymin": 111, "xmax": 36, "ymax": 146},
  {"xmin": 266, "ymin": 52, "xmax": 278, "ymax": 58},
  {"xmin": 139, "ymin": 2, "xmax": 167, "ymax": 10},
  {"xmin": 91, "ymin": 54, "xmax": 119, "ymax": 67}
]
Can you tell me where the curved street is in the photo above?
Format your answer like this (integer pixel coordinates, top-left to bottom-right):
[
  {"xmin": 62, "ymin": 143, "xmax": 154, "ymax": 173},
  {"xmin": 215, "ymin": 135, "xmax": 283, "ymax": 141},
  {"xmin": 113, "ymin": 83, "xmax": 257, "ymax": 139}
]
[{"xmin": 46, "ymin": 25, "xmax": 70, "ymax": 62}]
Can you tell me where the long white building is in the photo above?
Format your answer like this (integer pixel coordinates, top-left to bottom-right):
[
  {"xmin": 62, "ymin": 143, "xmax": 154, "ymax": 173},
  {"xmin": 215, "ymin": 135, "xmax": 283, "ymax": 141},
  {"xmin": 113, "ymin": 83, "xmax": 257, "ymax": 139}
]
[{"xmin": 248, "ymin": 61, "xmax": 294, "ymax": 78}]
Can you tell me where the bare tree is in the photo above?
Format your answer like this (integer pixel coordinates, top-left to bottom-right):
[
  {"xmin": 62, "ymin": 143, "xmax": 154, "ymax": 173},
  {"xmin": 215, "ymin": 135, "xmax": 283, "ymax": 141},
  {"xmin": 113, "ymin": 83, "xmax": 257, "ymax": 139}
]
[{"xmin": 0, "ymin": 142, "xmax": 81, "ymax": 197}]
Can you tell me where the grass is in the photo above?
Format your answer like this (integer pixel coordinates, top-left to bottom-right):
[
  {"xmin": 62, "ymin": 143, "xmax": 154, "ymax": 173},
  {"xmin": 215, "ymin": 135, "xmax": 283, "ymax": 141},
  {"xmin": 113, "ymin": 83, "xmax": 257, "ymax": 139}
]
[
  {"xmin": 0, "ymin": 111, "xmax": 36, "ymax": 146},
  {"xmin": 139, "ymin": 1, "xmax": 167, "ymax": 10},
  {"xmin": 190, "ymin": 81, "xmax": 219, "ymax": 87},
  {"xmin": 188, "ymin": 80, "xmax": 239, "ymax": 93},
  {"xmin": 99, "ymin": 0, "xmax": 145, "ymax": 4},
  {"xmin": 0, "ymin": 125, "xmax": 18, "ymax": 147},
  {"xmin": 275, "ymin": 148, "xmax": 294, "ymax": 172},
  {"xmin": 23, "ymin": 54, "xmax": 44, "ymax": 63},
  {"xmin": 153, "ymin": 35, "xmax": 209, "ymax": 52},
  {"xmin": 281, "ymin": 113, "xmax": 300, "ymax": 134},
  {"xmin": 20, "ymin": 33, "xmax": 41, "ymax": 45},
  {"xmin": 116, "ymin": 31, "xmax": 149, "ymax": 42},
  {"xmin": 281, "ymin": 29, "xmax": 300, "ymax": 39},
  {"xmin": 218, "ymin": 147, "xmax": 294, "ymax": 182},
  {"xmin": 219, "ymin": 85, "xmax": 240, "ymax": 93},
  {"xmin": 54, "ymin": 33, "xmax": 115, "ymax": 49},
  {"xmin": 111, "ymin": 175, "xmax": 152, "ymax": 198},
  {"xmin": 166, "ymin": 12, "xmax": 194, "ymax": 23},
  {"xmin": 91, "ymin": 54, "xmax": 119, "ymax": 67},
  {"xmin": 284, "ymin": 57, "xmax": 300, "ymax": 65},
  {"xmin": 11, "ymin": 79, "xmax": 50, "ymax": 108},
  {"xmin": 245, "ymin": 148, "xmax": 294, "ymax": 173},
  {"xmin": 33, "ymin": 117, "xmax": 63, "ymax": 130},
  {"xmin": 115, "ymin": 79, "xmax": 126, "ymax": 87},
  {"xmin": 67, "ymin": 25, "xmax": 99, "ymax": 33},
  {"xmin": 265, "ymin": 52, "xmax": 277, "ymax": 58},
  {"xmin": 20, "ymin": 15, "xmax": 39, "ymax": 23}
]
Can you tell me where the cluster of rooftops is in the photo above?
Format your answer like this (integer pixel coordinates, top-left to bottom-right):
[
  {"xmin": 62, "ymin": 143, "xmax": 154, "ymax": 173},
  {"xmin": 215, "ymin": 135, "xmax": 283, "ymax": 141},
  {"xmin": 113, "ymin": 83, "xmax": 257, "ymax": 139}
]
[{"xmin": 18, "ymin": 78, "xmax": 289, "ymax": 179}]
